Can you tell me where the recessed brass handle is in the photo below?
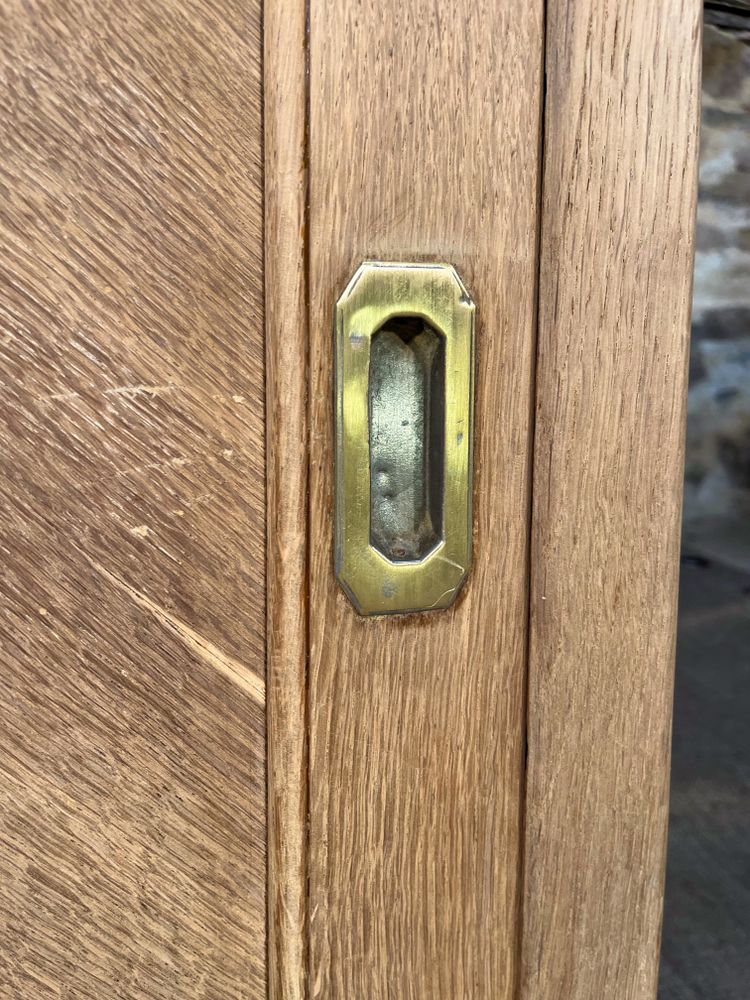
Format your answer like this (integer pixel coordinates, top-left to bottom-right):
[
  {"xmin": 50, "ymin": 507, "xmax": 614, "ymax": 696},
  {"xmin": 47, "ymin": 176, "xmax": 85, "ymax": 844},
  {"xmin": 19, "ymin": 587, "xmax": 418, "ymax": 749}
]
[{"xmin": 335, "ymin": 262, "xmax": 475, "ymax": 616}]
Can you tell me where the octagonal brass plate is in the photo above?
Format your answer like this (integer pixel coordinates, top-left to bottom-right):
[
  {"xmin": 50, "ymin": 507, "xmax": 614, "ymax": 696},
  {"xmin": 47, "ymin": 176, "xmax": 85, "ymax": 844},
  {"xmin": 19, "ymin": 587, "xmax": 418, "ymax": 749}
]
[{"xmin": 335, "ymin": 261, "xmax": 475, "ymax": 616}]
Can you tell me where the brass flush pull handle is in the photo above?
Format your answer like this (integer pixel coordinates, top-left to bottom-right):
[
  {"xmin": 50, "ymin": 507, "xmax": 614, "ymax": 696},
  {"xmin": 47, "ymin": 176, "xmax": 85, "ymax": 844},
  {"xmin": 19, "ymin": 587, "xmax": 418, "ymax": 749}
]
[{"xmin": 335, "ymin": 261, "xmax": 475, "ymax": 616}]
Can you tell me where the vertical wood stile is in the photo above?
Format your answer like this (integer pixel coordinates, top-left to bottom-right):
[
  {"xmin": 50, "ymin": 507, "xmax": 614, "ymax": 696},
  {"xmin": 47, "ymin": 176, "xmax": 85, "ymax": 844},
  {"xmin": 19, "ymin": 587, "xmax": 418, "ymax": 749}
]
[
  {"xmin": 265, "ymin": 0, "xmax": 309, "ymax": 995},
  {"xmin": 522, "ymin": 2, "xmax": 702, "ymax": 998},
  {"xmin": 307, "ymin": 2, "xmax": 545, "ymax": 996}
]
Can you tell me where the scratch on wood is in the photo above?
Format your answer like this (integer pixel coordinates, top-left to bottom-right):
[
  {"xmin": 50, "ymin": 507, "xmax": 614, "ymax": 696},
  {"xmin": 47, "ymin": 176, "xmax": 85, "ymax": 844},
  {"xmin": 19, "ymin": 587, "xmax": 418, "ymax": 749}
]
[
  {"xmin": 103, "ymin": 384, "xmax": 177, "ymax": 398},
  {"xmin": 91, "ymin": 559, "xmax": 265, "ymax": 705}
]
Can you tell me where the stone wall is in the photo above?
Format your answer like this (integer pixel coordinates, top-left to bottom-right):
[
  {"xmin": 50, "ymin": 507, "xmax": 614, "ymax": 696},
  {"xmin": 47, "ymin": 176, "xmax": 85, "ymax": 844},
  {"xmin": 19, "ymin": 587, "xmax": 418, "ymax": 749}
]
[{"xmin": 683, "ymin": 16, "xmax": 750, "ymax": 566}]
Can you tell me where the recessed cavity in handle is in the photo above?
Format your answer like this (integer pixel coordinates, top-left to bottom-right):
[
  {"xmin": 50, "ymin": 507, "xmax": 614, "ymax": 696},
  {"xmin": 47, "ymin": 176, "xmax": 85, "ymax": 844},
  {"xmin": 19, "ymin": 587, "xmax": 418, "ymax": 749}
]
[{"xmin": 369, "ymin": 317, "xmax": 445, "ymax": 562}]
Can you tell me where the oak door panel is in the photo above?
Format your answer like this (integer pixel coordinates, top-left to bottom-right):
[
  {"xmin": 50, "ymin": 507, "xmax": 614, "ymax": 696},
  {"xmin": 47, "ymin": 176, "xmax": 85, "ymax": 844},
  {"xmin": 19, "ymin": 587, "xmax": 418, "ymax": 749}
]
[{"xmin": 0, "ymin": 2, "xmax": 265, "ymax": 996}]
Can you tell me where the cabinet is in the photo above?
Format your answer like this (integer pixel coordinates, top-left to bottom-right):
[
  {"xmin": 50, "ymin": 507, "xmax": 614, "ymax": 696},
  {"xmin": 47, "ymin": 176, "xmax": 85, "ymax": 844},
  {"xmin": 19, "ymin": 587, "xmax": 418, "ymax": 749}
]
[{"xmin": 0, "ymin": 1, "xmax": 701, "ymax": 998}]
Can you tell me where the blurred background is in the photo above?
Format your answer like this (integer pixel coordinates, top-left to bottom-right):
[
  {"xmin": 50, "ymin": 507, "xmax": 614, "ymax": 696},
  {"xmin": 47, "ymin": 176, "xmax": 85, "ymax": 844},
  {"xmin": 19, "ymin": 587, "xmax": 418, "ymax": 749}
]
[{"xmin": 658, "ymin": 4, "xmax": 750, "ymax": 997}]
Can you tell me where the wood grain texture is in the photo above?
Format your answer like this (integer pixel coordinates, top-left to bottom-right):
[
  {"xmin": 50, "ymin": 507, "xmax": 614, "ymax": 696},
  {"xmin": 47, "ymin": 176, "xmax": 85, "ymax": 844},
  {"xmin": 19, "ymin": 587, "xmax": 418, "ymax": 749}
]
[
  {"xmin": 307, "ymin": 2, "xmax": 544, "ymax": 996},
  {"xmin": 522, "ymin": 2, "xmax": 702, "ymax": 998},
  {"xmin": 0, "ymin": 2, "xmax": 266, "ymax": 997},
  {"xmin": 264, "ymin": 0, "xmax": 308, "ymax": 996}
]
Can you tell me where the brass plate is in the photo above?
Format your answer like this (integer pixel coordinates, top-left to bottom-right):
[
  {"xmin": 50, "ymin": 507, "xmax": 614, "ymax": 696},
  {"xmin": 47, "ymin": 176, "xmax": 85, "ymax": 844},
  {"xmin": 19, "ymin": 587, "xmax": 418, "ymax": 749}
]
[{"xmin": 335, "ymin": 261, "xmax": 475, "ymax": 615}]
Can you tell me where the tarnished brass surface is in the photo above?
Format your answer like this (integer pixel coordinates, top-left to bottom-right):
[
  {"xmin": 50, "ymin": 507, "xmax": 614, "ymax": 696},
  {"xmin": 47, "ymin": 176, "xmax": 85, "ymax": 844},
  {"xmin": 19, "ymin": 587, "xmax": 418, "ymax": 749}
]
[
  {"xmin": 369, "ymin": 319, "xmax": 443, "ymax": 562},
  {"xmin": 335, "ymin": 261, "xmax": 474, "ymax": 615}
]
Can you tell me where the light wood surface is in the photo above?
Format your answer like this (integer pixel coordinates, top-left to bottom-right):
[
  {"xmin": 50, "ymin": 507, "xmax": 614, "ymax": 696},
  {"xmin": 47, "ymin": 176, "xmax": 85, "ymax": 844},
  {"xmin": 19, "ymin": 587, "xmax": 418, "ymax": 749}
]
[
  {"xmin": 307, "ymin": 1, "xmax": 544, "ymax": 996},
  {"xmin": 522, "ymin": 2, "xmax": 702, "ymax": 998},
  {"xmin": 0, "ymin": 2, "xmax": 266, "ymax": 997},
  {"xmin": 265, "ymin": 0, "xmax": 309, "ymax": 996}
]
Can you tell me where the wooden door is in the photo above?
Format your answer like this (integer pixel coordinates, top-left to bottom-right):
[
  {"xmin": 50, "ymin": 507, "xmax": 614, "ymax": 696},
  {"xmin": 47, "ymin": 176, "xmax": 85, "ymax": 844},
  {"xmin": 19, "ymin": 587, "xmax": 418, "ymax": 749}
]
[
  {"xmin": 2, "ymin": 1, "xmax": 701, "ymax": 998},
  {"xmin": 1, "ymin": 1, "xmax": 266, "ymax": 997},
  {"xmin": 267, "ymin": 0, "xmax": 701, "ymax": 997}
]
